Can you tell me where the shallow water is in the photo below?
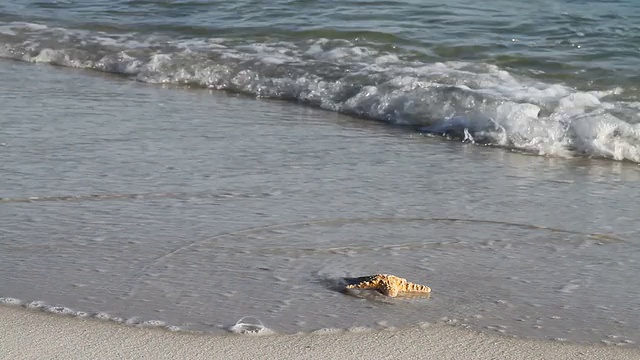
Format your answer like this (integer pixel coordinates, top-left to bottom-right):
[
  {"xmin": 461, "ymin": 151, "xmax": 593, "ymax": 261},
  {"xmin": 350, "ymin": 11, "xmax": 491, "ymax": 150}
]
[{"xmin": 1, "ymin": 60, "xmax": 640, "ymax": 346}]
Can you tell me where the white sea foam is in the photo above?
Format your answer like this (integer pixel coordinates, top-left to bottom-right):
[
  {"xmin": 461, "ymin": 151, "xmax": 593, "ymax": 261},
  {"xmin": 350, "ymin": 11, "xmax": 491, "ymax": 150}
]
[
  {"xmin": 0, "ymin": 21, "xmax": 638, "ymax": 162},
  {"xmin": 0, "ymin": 297, "xmax": 183, "ymax": 331},
  {"xmin": 311, "ymin": 327, "xmax": 345, "ymax": 335},
  {"xmin": 141, "ymin": 319, "xmax": 166, "ymax": 327},
  {"xmin": 228, "ymin": 316, "xmax": 274, "ymax": 335},
  {"xmin": 0, "ymin": 297, "xmax": 23, "ymax": 306},
  {"xmin": 0, "ymin": 296, "xmax": 396, "ymax": 337}
]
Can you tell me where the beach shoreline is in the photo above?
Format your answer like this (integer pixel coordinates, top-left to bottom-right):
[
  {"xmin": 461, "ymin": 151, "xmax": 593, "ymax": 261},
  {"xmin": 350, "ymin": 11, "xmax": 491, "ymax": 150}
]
[
  {"xmin": 2, "ymin": 306, "xmax": 638, "ymax": 360},
  {"xmin": 3, "ymin": 1, "xmax": 640, "ymax": 357}
]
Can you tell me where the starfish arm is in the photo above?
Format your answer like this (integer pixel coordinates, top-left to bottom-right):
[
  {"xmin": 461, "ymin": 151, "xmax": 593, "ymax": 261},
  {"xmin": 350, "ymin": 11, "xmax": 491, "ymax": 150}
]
[{"xmin": 404, "ymin": 282, "xmax": 431, "ymax": 293}]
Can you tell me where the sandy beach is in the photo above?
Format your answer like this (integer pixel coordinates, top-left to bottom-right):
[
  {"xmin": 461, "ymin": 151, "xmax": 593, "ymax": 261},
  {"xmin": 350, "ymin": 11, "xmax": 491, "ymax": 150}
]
[
  {"xmin": 2, "ymin": 306, "xmax": 639, "ymax": 360},
  {"xmin": 2, "ymin": 1, "xmax": 640, "ymax": 359}
]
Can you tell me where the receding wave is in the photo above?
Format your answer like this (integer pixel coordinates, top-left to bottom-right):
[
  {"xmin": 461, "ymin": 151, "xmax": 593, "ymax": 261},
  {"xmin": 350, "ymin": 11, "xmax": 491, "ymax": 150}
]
[
  {"xmin": 1, "ymin": 21, "xmax": 639, "ymax": 162},
  {"xmin": 0, "ymin": 297, "xmax": 181, "ymax": 331}
]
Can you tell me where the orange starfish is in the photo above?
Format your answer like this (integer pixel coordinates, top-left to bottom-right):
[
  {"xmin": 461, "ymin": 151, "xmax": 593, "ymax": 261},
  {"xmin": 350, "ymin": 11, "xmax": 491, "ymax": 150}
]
[{"xmin": 345, "ymin": 274, "xmax": 431, "ymax": 297}]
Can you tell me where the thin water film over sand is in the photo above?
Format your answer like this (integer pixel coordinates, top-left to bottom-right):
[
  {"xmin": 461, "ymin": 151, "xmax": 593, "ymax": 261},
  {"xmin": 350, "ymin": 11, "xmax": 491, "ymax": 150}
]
[{"xmin": 0, "ymin": 62, "xmax": 639, "ymax": 347}]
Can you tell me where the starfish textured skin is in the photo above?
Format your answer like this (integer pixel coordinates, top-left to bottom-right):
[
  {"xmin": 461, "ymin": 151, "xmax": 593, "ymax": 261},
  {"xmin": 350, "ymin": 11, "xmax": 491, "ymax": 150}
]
[{"xmin": 345, "ymin": 274, "xmax": 431, "ymax": 297}]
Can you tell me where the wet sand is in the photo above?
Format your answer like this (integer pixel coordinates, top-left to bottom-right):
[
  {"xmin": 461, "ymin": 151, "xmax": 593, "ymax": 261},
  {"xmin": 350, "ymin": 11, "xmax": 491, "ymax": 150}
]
[{"xmin": 2, "ymin": 306, "xmax": 639, "ymax": 360}]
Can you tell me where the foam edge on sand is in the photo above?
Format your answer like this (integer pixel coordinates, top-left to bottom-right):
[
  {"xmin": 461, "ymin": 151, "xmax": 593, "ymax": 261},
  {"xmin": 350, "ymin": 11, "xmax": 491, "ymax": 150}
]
[{"xmin": 1, "ymin": 306, "xmax": 638, "ymax": 360}]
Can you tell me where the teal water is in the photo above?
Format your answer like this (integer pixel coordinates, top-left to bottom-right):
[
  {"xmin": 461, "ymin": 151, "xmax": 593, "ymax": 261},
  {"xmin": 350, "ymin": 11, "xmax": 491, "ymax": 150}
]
[
  {"xmin": 3, "ymin": 0, "xmax": 639, "ymax": 87},
  {"xmin": 1, "ymin": 0, "xmax": 639, "ymax": 161}
]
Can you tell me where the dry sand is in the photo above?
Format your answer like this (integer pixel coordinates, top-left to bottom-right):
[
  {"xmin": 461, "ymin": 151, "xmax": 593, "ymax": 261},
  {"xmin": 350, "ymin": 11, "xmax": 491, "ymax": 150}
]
[{"xmin": 1, "ymin": 306, "xmax": 638, "ymax": 360}]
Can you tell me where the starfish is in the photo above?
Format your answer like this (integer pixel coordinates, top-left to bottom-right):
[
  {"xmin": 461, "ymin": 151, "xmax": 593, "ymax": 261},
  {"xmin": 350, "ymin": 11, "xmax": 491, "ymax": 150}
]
[{"xmin": 344, "ymin": 274, "xmax": 431, "ymax": 297}]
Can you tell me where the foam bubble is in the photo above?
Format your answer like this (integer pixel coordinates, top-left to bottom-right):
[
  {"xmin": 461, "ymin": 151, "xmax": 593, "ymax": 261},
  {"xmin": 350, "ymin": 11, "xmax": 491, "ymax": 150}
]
[
  {"xmin": 0, "ymin": 297, "xmax": 23, "ymax": 306},
  {"xmin": 45, "ymin": 306, "xmax": 74, "ymax": 315},
  {"xmin": 125, "ymin": 317, "xmax": 140, "ymax": 325},
  {"xmin": 346, "ymin": 326, "xmax": 372, "ymax": 333},
  {"xmin": 228, "ymin": 316, "xmax": 274, "ymax": 335},
  {"xmin": 0, "ymin": 296, "xmax": 193, "ymax": 332},
  {"xmin": 311, "ymin": 327, "xmax": 344, "ymax": 335},
  {"xmin": 141, "ymin": 320, "xmax": 167, "ymax": 327},
  {"xmin": 92, "ymin": 312, "xmax": 111, "ymax": 320},
  {"xmin": 26, "ymin": 301, "xmax": 46, "ymax": 309}
]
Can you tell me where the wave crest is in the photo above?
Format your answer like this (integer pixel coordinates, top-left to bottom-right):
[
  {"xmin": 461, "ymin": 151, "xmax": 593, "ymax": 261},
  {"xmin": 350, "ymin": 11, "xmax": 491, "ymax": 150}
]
[{"xmin": 1, "ymin": 21, "xmax": 639, "ymax": 161}]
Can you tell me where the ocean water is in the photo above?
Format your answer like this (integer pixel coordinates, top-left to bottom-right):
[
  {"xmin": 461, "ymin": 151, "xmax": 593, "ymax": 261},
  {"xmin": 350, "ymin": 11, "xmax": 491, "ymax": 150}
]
[
  {"xmin": 2, "ymin": 0, "xmax": 640, "ymax": 161},
  {"xmin": 1, "ymin": 0, "xmax": 640, "ymax": 347}
]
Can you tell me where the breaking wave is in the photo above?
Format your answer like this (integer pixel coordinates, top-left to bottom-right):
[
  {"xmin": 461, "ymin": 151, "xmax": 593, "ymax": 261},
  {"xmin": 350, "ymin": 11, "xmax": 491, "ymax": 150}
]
[{"xmin": 1, "ymin": 21, "xmax": 639, "ymax": 161}]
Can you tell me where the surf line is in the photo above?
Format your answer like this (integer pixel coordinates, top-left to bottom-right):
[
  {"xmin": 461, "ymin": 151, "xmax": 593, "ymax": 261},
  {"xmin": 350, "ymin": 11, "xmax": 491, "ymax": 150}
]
[{"xmin": 126, "ymin": 216, "xmax": 621, "ymax": 297}]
